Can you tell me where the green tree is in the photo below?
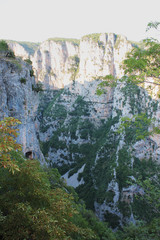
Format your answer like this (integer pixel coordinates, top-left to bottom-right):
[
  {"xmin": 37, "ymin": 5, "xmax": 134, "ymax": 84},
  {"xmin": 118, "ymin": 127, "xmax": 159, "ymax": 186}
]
[
  {"xmin": 0, "ymin": 158, "xmax": 98, "ymax": 240},
  {"xmin": 0, "ymin": 117, "xmax": 21, "ymax": 173},
  {"xmin": 0, "ymin": 117, "xmax": 115, "ymax": 239},
  {"xmin": 97, "ymin": 21, "xmax": 160, "ymax": 94}
]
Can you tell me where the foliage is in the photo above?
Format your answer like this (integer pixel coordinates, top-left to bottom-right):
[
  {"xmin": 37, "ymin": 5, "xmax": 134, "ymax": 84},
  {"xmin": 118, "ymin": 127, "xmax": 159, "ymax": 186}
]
[
  {"xmin": 30, "ymin": 69, "xmax": 34, "ymax": 77},
  {"xmin": 137, "ymin": 176, "xmax": 160, "ymax": 216},
  {"xmin": 69, "ymin": 96, "xmax": 90, "ymax": 117},
  {"xmin": 68, "ymin": 55, "xmax": 80, "ymax": 80},
  {"xmin": 82, "ymin": 33, "xmax": 101, "ymax": 42},
  {"xmin": 124, "ymin": 22, "xmax": 160, "ymax": 86},
  {"xmin": 0, "ymin": 157, "xmax": 100, "ymax": 240},
  {"xmin": 0, "ymin": 117, "xmax": 21, "ymax": 173},
  {"xmin": 24, "ymin": 58, "xmax": 32, "ymax": 64},
  {"xmin": 73, "ymin": 206, "xmax": 116, "ymax": 240},
  {"xmin": 82, "ymin": 33, "xmax": 105, "ymax": 49},
  {"xmin": 0, "ymin": 40, "xmax": 8, "ymax": 52},
  {"xmin": 146, "ymin": 21, "xmax": 160, "ymax": 31},
  {"xmin": 0, "ymin": 40, "xmax": 15, "ymax": 58},
  {"xmin": 96, "ymin": 75, "xmax": 118, "ymax": 95},
  {"xmin": 118, "ymin": 112, "xmax": 160, "ymax": 144},
  {"xmin": 9, "ymin": 59, "xmax": 22, "ymax": 71},
  {"xmin": 20, "ymin": 77, "xmax": 26, "ymax": 84},
  {"xmin": 116, "ymin": 219, "xmax": 160, "ymax": 240},
  {"xmin": 6, "ymin": 50, "xmax": 15, "ymax": 58},
  {"xmin": 0, "ymin": 117, "xmax": 114, "ymax": 240},
  {"xmin": 32, "ymin": 82, "xmax": 43, "ymax": 92},
  {"xmin": 96, "ymin": 22, "xmax": 160, "ymax": 95},
  {"xmin": 122, "ymin": 38, "xmax": 160, "ymax": 85},
  {"xmin": 117, "ymin": 113, "xmax": 152, "ymax": 143}
]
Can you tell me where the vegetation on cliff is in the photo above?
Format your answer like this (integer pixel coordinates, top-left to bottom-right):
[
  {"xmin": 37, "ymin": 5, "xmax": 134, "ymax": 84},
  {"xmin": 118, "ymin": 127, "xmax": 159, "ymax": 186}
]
[
  {"xmin": 0, "ymin": 117, "xmax": 160, "ymax": 239},
  {"xmin": 0, "ymin": 117, "xmax": 116, "ymax": 240},
  {"xmin": 0, "ymin": 40, "xmax": 15, "ymax": 58},
  {"xmin": 1, "ymin": 22, "xmax": 160, "ymax": 239}
]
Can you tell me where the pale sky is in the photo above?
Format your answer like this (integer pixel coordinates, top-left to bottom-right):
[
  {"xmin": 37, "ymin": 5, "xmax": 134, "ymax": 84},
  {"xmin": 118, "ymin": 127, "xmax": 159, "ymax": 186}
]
[{"xmin": 0, "ymin": 0, "xmax": 160, "ymax": 43}]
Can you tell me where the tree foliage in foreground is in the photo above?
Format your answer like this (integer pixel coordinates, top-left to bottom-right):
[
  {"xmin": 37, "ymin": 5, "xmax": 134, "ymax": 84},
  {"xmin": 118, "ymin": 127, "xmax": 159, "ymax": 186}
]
[
  {"xmin": 0, "ymin": 117, "xmax": 21, "ymax": 173},
  {"xmin": 0, "ymin": 157, "xmax": 96, "ymax": 240},
  {"xmin": 0, "ymin": 117, "xmax": 116, "ymax": 239}
]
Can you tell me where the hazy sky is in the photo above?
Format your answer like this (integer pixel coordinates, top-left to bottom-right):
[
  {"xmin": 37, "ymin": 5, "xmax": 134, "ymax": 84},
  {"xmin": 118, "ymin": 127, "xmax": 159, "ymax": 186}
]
[{"xmin": 0, "ymin": 0, "xmax": 160, "ymax": 43}]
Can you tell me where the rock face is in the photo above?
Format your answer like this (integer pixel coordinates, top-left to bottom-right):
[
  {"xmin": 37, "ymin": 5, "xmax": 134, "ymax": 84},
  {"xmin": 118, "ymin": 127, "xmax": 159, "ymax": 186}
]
[
  {"xmin": 77, "ymin": 33, "xmax": 131, "ymax": 83},
  {"xmin": 8, "ymin": 42, "xmax": 29, "ymax": 60},
  {"xmin": 32, "ymin": 33, "xmax": 160, "ymax": 227},
  {"xmin": 0, "ymin": 56, "xmax": 44, "ymax": 162},
  {"xmin": 6, "ymin": 41, "xmax": 40, "ymax": 60},
  {"xmin": 32, "ymin": 39, "xmax": 79, "ymax": 89},
  {"xmin": 2, "ymin": 34, "xmax": 160, "ymax": 227}
]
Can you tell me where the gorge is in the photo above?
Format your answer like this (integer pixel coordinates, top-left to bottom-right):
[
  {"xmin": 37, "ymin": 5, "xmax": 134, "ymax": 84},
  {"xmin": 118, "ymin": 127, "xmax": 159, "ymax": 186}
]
[{"xmin": 1, "ymin": 33, "xmax": 160, "ymax": 228}]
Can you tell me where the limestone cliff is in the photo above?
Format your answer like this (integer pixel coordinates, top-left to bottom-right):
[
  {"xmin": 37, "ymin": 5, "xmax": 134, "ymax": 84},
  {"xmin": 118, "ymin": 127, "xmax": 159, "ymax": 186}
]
[
  {"xmin": 8, "ymin": 42, "xmax": 29, "ymax": 59},
  {"xmin": 32, "ymin": 39, "xmax": 79, "ymax": 89},
  {"xmin": 34, "ymin": 34, "xmax": 160, "ymax": 226},
  {"xmin": 6, "ymin": 40, "xmax": 39, "ymax": 60},
  {"xmin": 77, "ymin": 33, "xmax": 132, "ymax": 83},
  {"xmin": 2, "ymin": 34, "xmax": 160, "ymax": 227},
  {"xmin": 0, "ymin": 56, "xmax": 44, "ymax": 162}
]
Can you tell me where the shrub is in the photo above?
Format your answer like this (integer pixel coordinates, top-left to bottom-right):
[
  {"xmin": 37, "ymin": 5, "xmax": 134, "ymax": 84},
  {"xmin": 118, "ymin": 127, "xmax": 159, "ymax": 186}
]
[
  {"xmin": 6, "ymin": 49, "xmax": 15, "ymax": 58},
  {"xmin": 30, "ymin": 69, "xmax": 34, "ymax": 77},
  {"xmin": 24, "ymin": 58, "xmax": 32, "ymax": 64},
  {"xmin": 0, "ymin": 40, "xmax": 15, "ymax": 58},
  {"xmin": 32, "ymin": 82, "xmax": 43, "ymax": 92},
  {"xmin": 0, "ymin": 157, "xmax": 99, "ymax": 240},
  {"xmin": 0, "ymin": 40, "xmax": 8, "ymax": 52},
  {"xmin": 20, "ymin": 78, "xmax": 26, "ymax": 84}
]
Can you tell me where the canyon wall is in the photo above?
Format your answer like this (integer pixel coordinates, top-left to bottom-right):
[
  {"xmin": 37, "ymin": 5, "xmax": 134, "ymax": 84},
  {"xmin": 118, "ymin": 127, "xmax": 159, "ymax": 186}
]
[
  {"xmin": 4, "ymin": 34, "xmax": 160, "ymax": 227},
  {"xmin": 0, "ymin": 56, "xmax": 44, "ymax": 162}
]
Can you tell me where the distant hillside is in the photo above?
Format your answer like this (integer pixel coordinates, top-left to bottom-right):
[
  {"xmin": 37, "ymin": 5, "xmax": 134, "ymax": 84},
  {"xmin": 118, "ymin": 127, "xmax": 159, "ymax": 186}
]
[{"xmin": 6, "ymin": 40, "xmax": 40, "ymax": 55}]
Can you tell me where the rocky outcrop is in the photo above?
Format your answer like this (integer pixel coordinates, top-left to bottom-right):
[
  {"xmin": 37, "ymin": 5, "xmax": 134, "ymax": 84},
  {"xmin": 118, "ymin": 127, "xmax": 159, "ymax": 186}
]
[
  {"xmin": 8, "ymin": 42, "xmax": 29, "ymax": 60},
  {"xmin": 6, "ymin": 41, "xmax": 40, "ymax": 60},
  {"xmin": 32, "ymin": 39, "xmax": 79, "ymax": 89},
  {"xmin": 0, "ymin": 56, "xmax": 44, "ymax": 162},
  {"xmin": 77, "ymin": 33, "xmax": 132, "ymax": 83},
  {"xmin": 31, "ymin": 33, "xmax": 132, "ymax": 90}
]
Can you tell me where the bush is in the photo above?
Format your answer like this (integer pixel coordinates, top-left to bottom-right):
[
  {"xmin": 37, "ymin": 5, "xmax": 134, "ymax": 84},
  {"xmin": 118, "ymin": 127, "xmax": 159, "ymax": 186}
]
[
  {"xmin": 0, "ymin": 41, "xmax": 15, "ymax": 58},
  {"xmin": 20, "ymin": 78, "xmax": 26, "ymax": 84},
  {"xmin": 30, "ymin": 69, "xmax": 34, "ymax": 77},
  {"xmin": 6, "ymin": 49, "xmax": 15, "ymax": 58},
  {"xmin": 32, "ymin": 82, "xmax": 43, "ymax": 92},
  {"xmin": 0, "ymin": 40, "xmax": 8, "ymax": 52},
  {"xmin": 24, "ymin": 58, "xmax": 32, "ymax": 64},
  {"xmin": 0, "ymin": 157, "xmax": 99, "ymax": 240}
]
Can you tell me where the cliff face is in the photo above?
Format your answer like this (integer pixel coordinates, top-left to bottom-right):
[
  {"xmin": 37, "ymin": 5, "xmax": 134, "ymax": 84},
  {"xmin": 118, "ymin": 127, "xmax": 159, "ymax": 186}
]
[
  {"xmin": 2, "ymin": 34, "xmax": 160, "ymax": 227},
  {"xmin": 33, "ymin": 34, "xmax": 160, "ymax": 226},
  {"xmin": 31, "ymin": 34, "xmax": 132, "ymax": 89},
  {"xmin": 8, "ymin": 42, "xmax": 29, "ymax": 60},
  {"xmin": 0, "ymin": 56, "xmax": 44, "ymax": 162},
  {"xmin": 77, "ymin": 33, "xmax": 132, "ymax": 83},
  {"xmin": 32, "ymin": 39, "xmax": 79, "ymax": 89}
]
